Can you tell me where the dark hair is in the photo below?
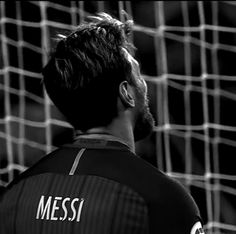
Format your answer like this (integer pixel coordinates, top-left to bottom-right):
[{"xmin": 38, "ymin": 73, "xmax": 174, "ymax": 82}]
[{"xmin": 42, "ymin": 12, "xmax": 135, "ymax": 132}]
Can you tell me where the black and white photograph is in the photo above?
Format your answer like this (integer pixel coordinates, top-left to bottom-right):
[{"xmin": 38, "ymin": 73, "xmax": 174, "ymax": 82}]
[{"xmin": 0, "ymin": 1, "xmax": 236, "ymax": 234}]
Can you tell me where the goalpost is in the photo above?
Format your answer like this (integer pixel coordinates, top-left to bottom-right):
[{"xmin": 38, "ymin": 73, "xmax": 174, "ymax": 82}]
[{"xmin": 1, "ymin": 1, "xmax": 236, "ymax": 233}]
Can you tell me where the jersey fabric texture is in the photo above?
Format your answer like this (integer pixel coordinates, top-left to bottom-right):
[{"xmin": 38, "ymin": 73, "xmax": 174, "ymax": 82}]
[{"xmin": 0, "ymin": 137, "xmax": 202, "ymax": 234}]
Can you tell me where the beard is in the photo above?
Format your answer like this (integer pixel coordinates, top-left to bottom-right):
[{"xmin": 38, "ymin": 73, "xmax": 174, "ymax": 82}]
[{"xmin": 133, "ymin": 100, "xmax": 155, "ymax": 142}]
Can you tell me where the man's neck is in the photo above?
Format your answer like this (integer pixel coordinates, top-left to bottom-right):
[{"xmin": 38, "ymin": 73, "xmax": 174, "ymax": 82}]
[{"xmin": 76, "ymin": 119, "xmax": 135, "ymax": 153}]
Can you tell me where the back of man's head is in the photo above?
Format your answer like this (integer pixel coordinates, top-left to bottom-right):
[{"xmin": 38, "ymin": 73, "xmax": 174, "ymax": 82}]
[{"xmin": 42, "ymin": 13, "xmax": 135, "ymax": 132}]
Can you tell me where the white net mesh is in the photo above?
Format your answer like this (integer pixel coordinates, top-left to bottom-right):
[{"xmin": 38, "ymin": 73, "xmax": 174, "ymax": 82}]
[{"xmin": 1, "ymin": 1, "xmax": 236, "ymax": 233}]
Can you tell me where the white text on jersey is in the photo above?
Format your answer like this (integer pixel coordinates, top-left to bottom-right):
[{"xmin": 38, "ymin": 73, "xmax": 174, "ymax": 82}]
[{"xmin": 36, "ymin": 195, "xmax": 85, "ymax": 222}]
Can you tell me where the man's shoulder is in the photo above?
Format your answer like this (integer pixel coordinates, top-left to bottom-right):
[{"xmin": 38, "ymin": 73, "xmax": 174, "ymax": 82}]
[
  {"xmin": 112, "ymin": 152, "xmax": 203, "ymax": 233},
  {"xmin": 131, "ymin": 155, "xmax": 200, "ymax": 216},
  {"xmin": 93, "ymin": 148, "xmax": 197, "ymax": 207},
  {"xmin": 122, "ymin": 153, "xmax": 197, "ymax": 206}
]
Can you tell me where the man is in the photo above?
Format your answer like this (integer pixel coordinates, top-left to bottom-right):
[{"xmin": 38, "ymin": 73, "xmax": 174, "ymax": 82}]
[{"xmin": 0, "ymin": 13, "xmax": 205, "ymax": 234}]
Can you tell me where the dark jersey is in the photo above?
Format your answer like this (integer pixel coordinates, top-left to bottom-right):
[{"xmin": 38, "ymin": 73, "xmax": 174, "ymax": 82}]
[{"xmin": 0, "ymin": 138, "xmax": 204, "ymax": 234}]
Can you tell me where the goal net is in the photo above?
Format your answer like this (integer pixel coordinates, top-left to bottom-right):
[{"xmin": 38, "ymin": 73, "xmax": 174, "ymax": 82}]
[{"xmin": 1, "ymin": 1, "xmax": 236, "ymax": 233}]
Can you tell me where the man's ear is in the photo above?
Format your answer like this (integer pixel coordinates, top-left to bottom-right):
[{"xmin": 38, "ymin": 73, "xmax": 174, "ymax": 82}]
[{"xmin": 119, "ymin": 81, "xmax": 135, "ymax": 108}]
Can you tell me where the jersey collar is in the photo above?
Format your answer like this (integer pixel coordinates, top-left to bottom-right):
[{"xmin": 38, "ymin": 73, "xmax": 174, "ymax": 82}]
[{"xmin": 64, "ymin": 134, "xmax": 133, "ymax": 152}]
